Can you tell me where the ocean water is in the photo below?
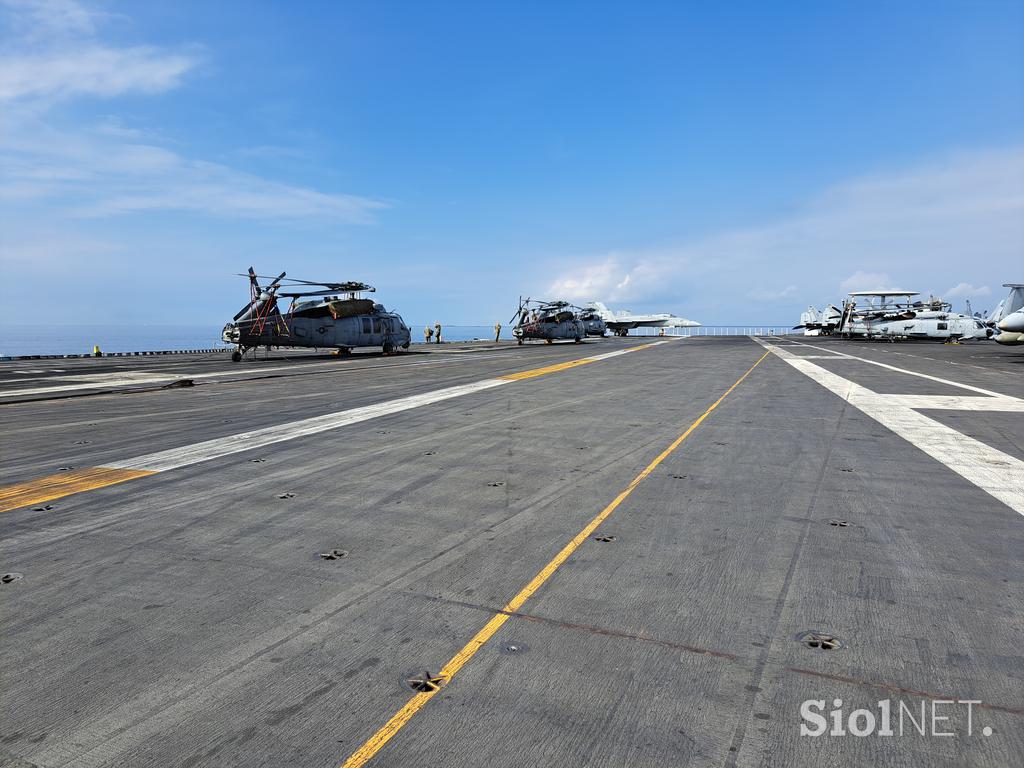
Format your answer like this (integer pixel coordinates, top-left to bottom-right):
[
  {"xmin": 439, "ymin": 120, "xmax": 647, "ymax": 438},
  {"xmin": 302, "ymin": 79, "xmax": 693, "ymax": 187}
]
[{"xmin": 1, "ymin": 324, "xmax": 509, "ymax": 357}]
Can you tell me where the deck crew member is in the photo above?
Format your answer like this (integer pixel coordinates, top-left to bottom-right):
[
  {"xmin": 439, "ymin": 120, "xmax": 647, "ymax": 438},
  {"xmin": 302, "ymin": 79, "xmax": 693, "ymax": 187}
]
[
  {"xmin": 424, "ymin": 326, "xmax": 433, "ymax": 343},
  {"xmin": 494, "ymin": 322, "xmax": 502, "ymax": 342},
  {"xmin": 434, "ymin": 322, "xmax": 442, "ymax": 343}
]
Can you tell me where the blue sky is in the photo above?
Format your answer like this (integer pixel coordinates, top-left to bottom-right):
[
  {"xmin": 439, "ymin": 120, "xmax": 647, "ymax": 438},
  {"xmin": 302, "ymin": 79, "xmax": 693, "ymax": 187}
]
[{"xmin": 1, "ymin": 0, "xmax": 1022, "ymax": 326}]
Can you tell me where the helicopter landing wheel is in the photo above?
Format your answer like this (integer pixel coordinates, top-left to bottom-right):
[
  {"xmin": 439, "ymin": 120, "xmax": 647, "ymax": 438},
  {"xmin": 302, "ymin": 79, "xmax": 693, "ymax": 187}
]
[
  {"xmin": 574, "ymin": 337, "xmax": 582, "ymax": 343},
  {"xmin": 517, "ymin": 338, "xmax": 523, "ymax": 345},
  {"xmin": 545, "ymin": 338, "xmax": 553, "ymax": 344},
  {"xmin": 382, "ymin": 343, "xmax": 394, "ymax": 355},
  {"xmin": 231, "ymin": 350, "xmax": 242, "ymax": 363}
]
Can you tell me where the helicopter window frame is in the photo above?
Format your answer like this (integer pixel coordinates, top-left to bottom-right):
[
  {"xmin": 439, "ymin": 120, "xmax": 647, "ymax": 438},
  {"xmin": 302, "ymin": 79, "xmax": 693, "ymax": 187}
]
[
  {"xmin": 937, "ymin": 322, "xmax": 948, "ymax": 331},
  {"xmin": 372, "ymin": 318, "xmax": 382, "ymax": 334},
  {"xmin": 361, "ymin": 317, "xmax": 372, "ymax": 334}
]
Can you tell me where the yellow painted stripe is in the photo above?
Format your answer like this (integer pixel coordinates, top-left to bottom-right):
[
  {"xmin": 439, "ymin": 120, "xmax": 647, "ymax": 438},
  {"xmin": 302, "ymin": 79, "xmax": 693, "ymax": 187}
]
[
  {"xmin": 498, "ymin": 357, "xmax": 596, "ymax": 381},
  {"xmin": 499, "ymin": 342, "xmax": 661, "ymax": 381},
  {"xmin": 340, "ymin": 349, "xmax": 771, "ymax": 768},
  {"xmin": 0, "ymin": 343, "xmax": 667, "ymax": 513},
  {"xmin": 0, "ymin": 467, "xmax": 156, "ymax": 513}
]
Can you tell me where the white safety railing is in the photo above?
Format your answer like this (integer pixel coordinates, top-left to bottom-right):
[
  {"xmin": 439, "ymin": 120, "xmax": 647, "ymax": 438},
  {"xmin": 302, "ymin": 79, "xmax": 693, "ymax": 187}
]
[{"xmin": 631, "ymin": 326, "xmax": 796, "ymax": 337}]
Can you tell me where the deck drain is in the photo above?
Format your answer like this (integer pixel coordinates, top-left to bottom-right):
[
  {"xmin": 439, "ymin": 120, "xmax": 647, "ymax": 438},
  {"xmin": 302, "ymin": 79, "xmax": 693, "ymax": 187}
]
[
  {"xmin": 278, "ymin": 493, "xmax": 295, "ymax": 499},
  {"xmin": 162, "ymin": 379, "xmax": 194, "ymax": 389},
  {"xmin": 406, "ymin": 671, "xmax": 445, "ymax": 692},
  {"xmin": 796, "ymin": 630, "xmax": 844, "ymax": 650},
  {"xmin": 423, "ymin": 451, "xmax": 436, "ymax": 456},
  {"xmin": 670, "ymin": 474, "xmax": 687, "ymax": 480},
  {"xmin": 828, "ymin": 519, "xmax": 849, "ymax": 528},
  {"xmin": 840, "ymin": 468, "xmax": 855, "ymax": 473},
  {"xmin": 32, "ymin": 505, "xmax": 54, "ymax": 512},
  {"xmin": 250, "ymin": 458, "xmax": 266, "ymax": 463},
  {"xmin": 594, "ymin": 534, "xmax": 617, "ymax": 543},
  {"xmin": 1, "ymin": 573, "xmax": 24, "ymax": 584},
  {"xmin": 58, "ymin": 466, "xmax": 74, "ymax": 471},
  {"xmin": 73, "ymin": 440, "xmax": 91, "ymax": 445},
  {"xmin": 319, "ymin": 549, "xmax": 348, "ymax": 560},
  {"xmin": 499, "ymin": 641, "xmax": 529, "ymax": 655},
  {"xmin": 487, "ymin": 482, "xmax": 505, "ymax": 487}
]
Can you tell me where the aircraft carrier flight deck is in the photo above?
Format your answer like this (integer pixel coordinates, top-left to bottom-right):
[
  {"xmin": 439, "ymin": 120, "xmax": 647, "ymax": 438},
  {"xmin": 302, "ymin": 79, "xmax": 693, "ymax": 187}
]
[{"xmin": 2, "ymin": 336, "xmax": 1022, "ymax": 768}]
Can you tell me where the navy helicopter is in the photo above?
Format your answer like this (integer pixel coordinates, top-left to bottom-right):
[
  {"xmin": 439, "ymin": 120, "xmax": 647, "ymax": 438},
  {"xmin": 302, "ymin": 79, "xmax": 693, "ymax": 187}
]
[
  {"xmin": 577, "ymin": 305, "xmax": 609, "ymax": 337},
  {"xmin": 222, "ymin": 268, "xmax": 411, "ymax": 362},
  {"xmin": 511, "ymin": 297, "xmax": 588, "ymax": 344}
]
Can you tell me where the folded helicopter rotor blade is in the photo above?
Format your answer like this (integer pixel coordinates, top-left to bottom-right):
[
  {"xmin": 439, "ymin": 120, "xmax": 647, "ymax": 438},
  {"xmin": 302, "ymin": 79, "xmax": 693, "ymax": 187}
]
[
  {"xmin": 243, "ymin": 275, "xmax": 374, "ymax": 293},
  {"xmin": 232, "ymin": 269, "xmax": 285, "ymax": 320},
  {"xmin": 233, "ymin": 300, "xmax": 256, "ymax": 321},
  {"xmin": 278, "ymin": 289, "xmax": 347, "ymax": 297},
  {"xmin": 510, "ymin": 295, "xmax": 529, "ymax": 324}
]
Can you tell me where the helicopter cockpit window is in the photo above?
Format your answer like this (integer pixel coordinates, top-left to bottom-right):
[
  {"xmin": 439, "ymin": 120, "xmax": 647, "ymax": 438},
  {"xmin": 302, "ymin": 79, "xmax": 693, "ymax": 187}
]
[
  {"xmin": 361, "ymin": 317, "xmax": 371, "ymax": 334},
  {"xmin": 372, "ymin": 318, "xmax": 382, "ymax": 334},
  {"xmin": 937, "ymin": 322, "xmax": 948, "ymax": 330}
]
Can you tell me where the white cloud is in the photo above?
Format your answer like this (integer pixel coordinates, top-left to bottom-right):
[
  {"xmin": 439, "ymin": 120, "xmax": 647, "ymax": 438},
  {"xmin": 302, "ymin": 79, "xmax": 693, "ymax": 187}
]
[
  {"xmin": 548, "ymin": 255, "xmax": 634, "ymax": 301},
  {"xmin": 1, "ymin": 0, "xmax": 100, "ymax": 41},
  {"xmin": 945, "ymin": 282, "xmax": 991, "ymax": 298},
  {"xmin": 0, "ymin": 46, "xmax": 196, "ymax": 101},
  {"xmin": 0, "ymin": 0, "xmax": 197, "ymax": 103},
  {"xmin": 0, "ymin": 0, "xmax": 385, "ymax": 223},
  {"xmin": 543, "ymin": 146, "xmax": 1024, "ymax": 322},
  {"xmin": 0, "ymin": 119, "xmax": 386, "ymax": 220},
  {"xmin": 839, "ymin": 271, "xmax": 893, "ymax": 293}
]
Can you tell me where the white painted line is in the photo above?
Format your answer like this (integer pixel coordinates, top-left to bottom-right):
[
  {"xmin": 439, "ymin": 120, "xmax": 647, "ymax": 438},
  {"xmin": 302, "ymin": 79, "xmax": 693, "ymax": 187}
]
[
  {"xmin": 106, "ymin": 379, "xmax": 510, "ymax": 472},
  {"xmin": 756, "ymin": 339, "xmax": 1024, "ymax": 517},
  {"xmin": 0, "ymin": 351, "xmax": 508, "ymax": 397},
  {"xmin": 780, "ymin": 339, "xmax": 1006, "ymax": 397},
  {"xmin": 879, "ymin": 395, "xmax": 1024, "ymax": 412},
  {"xmin": 0, "ymin": 362, "xmax": 342, "ymax": 396},
  {"xmin": 103, "ymin": 341, "xmax": 671, "ymax": 473},
  {"xmin": 784, "ymin": 354, "xmax": 856, "ymax": 360}
]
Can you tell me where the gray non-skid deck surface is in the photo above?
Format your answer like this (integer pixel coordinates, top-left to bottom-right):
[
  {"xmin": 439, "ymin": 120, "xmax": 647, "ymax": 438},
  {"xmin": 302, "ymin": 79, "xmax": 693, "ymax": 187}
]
[{"xmin": 1, "ymin": 337, "xmax": 1022, "ymax": 767}]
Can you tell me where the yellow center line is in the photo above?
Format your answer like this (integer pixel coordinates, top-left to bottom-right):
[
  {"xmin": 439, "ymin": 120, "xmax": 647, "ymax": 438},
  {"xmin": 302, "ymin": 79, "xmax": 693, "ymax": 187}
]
[
  {"xmin": 340, "ymin": 349, "xmax": 771, "ymax": 768},
  {"xmin": 0, "ymin": 467, "xmax": 156, "ymax": 513},
  {"xmin": 498, "ymin": 341, "xmax": 662, "ymax": 381}
]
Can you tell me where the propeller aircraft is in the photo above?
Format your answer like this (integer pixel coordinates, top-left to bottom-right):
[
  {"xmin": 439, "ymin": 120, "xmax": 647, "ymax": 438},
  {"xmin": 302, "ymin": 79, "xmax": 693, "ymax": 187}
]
[
  {"xmin": 989, "ymin": 284, "xmax": 1024, "ymax": 345},
  {"xmin": 798, "ymin": 291, "xmax": 991, "ymax": 342}
]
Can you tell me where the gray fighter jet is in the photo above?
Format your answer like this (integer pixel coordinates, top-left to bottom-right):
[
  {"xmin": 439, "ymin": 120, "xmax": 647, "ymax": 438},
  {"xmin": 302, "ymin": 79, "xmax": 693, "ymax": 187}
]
[{"xmin": 586, "ymin": 301, "xmax": 701, "ymax": 336}]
